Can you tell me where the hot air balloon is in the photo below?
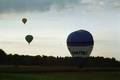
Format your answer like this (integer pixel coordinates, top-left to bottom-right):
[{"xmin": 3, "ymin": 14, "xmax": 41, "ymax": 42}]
[
  {"xmin": 25, "ymin": 35, "xmax": 33, "ymax": 44},
  {"xmin": 67, "ymin": 30, "xmax": 94, "ymax": 57},
  {"xmin": 22, "ymin": 18, "xmax": 27, "ymax": 24}
]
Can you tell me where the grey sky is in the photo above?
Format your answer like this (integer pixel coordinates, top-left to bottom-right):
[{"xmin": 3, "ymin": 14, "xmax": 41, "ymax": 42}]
[
  {"xmin": 0, "ymin": 0, "xmax": 120, "ymax": 13},
  {"xmin": 0, "ymin": 0, "xmax": 120, "ymax": 59}
]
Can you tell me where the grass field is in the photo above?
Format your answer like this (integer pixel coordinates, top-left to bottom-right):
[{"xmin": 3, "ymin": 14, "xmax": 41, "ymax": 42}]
[
  {"xmin": 0, "ymin": 72, "xmax": 120, "ymax": 80},
  {"xmin": 0, "ymin": 66, "xmax": 120, "ymax": 80}
]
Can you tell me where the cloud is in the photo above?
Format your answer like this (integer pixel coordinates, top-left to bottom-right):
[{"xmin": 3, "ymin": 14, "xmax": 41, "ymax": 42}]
[
  {"xmin": 0, "ymin": 0, "xmax": 120, "ymax": 14},
  {"xmin": 0, "ymin": 0, "xmax": 80, "ymax": 13}
]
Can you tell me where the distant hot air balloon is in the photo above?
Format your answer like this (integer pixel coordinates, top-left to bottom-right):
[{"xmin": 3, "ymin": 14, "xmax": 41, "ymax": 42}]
[
  {"xmin": 25, "ymin": 35, "xmax": 33, "ymax": 44},
  {"xmin": 67, "ymin": 30, "xmax": 94, "ymax": 57},
  {"xmin": 22, "ymin": 18, "xmax": 27, "ymax": 24}
]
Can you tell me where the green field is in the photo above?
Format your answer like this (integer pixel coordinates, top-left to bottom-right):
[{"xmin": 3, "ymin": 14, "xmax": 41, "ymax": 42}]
[
  {"xmin": 0, "ymin": 72, "xmax": 120, "ymax": 80},
  {"xmin": 0, "ymin": 66, "xmax": 120, "ymax": 80}
]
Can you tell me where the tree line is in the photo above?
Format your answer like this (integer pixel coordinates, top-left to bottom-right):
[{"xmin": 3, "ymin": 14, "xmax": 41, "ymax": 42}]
[{"xmin": 0, "ymin": 49, "xmax": 120, "ymax": 68}]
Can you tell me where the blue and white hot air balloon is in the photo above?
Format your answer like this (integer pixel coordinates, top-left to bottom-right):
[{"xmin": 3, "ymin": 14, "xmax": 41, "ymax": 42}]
[{"xmin": 67, "ymin": 30, "xmax": 94, "ymax": 57}]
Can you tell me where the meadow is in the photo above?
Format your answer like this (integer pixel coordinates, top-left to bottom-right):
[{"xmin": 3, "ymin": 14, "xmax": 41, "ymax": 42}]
[{"xmin": 0, "ymin": 71, "xmax": 120, "ymax": 80}]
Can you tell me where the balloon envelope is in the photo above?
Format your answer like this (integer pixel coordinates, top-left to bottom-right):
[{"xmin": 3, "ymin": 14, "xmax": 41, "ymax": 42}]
[
  {"xmin": 25, "ymin": 35, "xmax": 33, "ymax": 44},
  {"xmin": 22, "ymin": 18, "xmax": 27, "ymax": 24},
  {"xmin": 67, "ymin": 30, "xmax": 94, "ymax": 57}
]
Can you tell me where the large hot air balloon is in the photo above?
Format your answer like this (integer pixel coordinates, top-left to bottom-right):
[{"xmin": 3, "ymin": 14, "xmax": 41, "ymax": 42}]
[
  {"xmin": 22, "ymin": 18, "xmax": 27, "ymax": 24},
  {"xmin": 25, "ymin": 35, "xmax": 33, "ymax": 44},
  {"xmin": 67, "ymin": 30, "xmax": 94, "ymax": 57}
]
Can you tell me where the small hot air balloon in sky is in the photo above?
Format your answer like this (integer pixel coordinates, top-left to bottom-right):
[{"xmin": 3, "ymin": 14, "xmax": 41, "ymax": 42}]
[
  {"xmin": 25, "ymin": 35, "xmax": 33, "ymax": 44},
  {"xmin": 67, "ymin": 30, "xmax": 94, "ymax": 57},
  {"xmin": 22, "ymin": 18, "xmax": 27, "ymax": 24}
]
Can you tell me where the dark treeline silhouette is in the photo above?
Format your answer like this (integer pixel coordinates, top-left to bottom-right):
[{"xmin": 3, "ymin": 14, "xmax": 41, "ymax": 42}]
[{"xmin": 0, "ymin": 49, "xmax": 120, "ymax": 68}]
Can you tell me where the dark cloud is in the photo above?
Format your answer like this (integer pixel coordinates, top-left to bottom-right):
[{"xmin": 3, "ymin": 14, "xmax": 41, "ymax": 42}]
[
  {"xmin": 0, "ymin": 0, "xmax": 80, "ymax": 13},
  {"xmin": 0, "ymin": 0, "xmax": 119, "ymax": 14}
]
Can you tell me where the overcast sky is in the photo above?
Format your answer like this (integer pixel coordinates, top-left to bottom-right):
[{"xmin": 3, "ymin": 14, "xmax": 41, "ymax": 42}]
[
  {"xmin": 0, "ymin": 0, "xmax": 120, "ymax": 60},
  {"xmin": 0, "ymin": 0, "xmax": 120, "ymax": 13}
]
